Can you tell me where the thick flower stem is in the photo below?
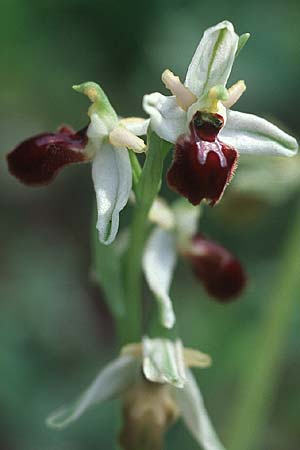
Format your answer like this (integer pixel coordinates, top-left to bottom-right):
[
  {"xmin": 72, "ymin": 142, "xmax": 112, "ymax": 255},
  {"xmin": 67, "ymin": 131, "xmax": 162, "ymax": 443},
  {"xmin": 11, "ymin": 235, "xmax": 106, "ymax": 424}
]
[
  {"xmin": 123, "ymin": 208, "xmax": 149, "ymax": 343},
  {"xmin": 123, "ymin": 130, "xmax": 170, "ymax": 343},
  {"xmin": 226, "ymin": 201, "xmax": 300, "ymax": 450}
]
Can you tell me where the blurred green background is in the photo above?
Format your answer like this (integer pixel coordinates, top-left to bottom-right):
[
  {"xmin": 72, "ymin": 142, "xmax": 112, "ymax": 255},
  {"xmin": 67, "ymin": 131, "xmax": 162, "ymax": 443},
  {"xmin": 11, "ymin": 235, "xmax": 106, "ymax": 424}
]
[{"xmin": 1, "ymin": 1, "xmax": 300, "ymax": 449}]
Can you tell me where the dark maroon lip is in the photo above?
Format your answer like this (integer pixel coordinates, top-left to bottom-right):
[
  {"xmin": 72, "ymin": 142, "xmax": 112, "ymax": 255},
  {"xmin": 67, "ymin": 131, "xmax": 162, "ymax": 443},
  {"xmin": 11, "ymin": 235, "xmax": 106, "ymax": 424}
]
[
  {"xmin": 184, "ymin": 233, "xmax": 247, "ymax": 302},
  {"xmin": 167, "ymin": 111, "xmax": 238, "ymax": 206},
  {"xmin": 7, "ymin": 125, "xmax": 89, "ymax": 186}
]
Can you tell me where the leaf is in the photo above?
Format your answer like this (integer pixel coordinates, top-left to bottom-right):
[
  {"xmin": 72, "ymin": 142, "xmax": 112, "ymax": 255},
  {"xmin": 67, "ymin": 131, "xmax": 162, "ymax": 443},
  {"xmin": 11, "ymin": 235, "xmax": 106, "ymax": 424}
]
[
  {"xmin": 46, "ymin": 355, "xmax": 138, "ymax": 429},
  {"xmin": 174, "ymin": 369, "xmax": 226, "ymax": 450},
  {"xmin": 143, "ymin": 227, "xmax": 177, "ymax": 328},
  {"xmin": 142, "ymin": 337, "xmax": 186, "ymax": 388},
  {"xmin": 92, "ymin": 143, "xmax": 132, "ymax": 245}
]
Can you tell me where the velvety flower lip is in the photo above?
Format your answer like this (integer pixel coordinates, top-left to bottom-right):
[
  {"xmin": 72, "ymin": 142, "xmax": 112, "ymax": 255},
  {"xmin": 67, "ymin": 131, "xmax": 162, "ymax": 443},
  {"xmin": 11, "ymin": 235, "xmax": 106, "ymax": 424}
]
[
  {"xmin": 7, "ymin": 125, "xmax": 89, "ymax": 185},
  {"xmin": 143, "ymin": 20, "xmax": 298, "ymax": 206},
  {"xmin": 185, "ymin": 233, "xmax": 246, "ymax": 301},
  {"xmin": 167, "ymin": 112, "xmax": 238, "ymax": 205}
]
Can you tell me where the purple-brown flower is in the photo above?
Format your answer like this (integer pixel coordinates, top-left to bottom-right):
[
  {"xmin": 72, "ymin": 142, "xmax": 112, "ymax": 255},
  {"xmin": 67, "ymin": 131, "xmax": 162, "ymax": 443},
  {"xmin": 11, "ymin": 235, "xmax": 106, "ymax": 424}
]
[
  {"xmin": 185, "ymin": 233, "xmax": 246, "ymax": 301},
  {"xmin": 167, "ymin": 112, "xmax": 238, "ymax": 205},
  {"xmin": 7, "ymin": 125, "xmax": 89, "ymax": 185}
]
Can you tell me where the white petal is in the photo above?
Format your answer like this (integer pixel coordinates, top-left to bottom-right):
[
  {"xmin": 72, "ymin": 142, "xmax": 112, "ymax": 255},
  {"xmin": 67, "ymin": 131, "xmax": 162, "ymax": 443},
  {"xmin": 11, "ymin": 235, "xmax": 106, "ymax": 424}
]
[
  {"xmin": 143, "ymin": 337, "xmax": 186, "ymax": 388},
  {"xmin": 143, "ymin": 92, "xmax": 187, "ymax": 144},
  {"xmin": 185, "ymin": 21, "xmax": 239, "ymax": 97},
  {"xmin": 46, "ymin": 355, "xmax": 138, "ymax": 429},
  {"xmin": 143, "ymin": 227, "xmax": 177, "ymax": 328},
  {"xmin": 220, "ymin": 110, "xmax": 298, "ymax": 157},
  {"xmin": 119, "ymin": 117, "xmax": 150, "ymax": 136},
  {"xmin": 162, "ymin": 69, "xmax": 197, "ymax": 111},
  {"xmin": 92, "ymin": 144, "xmax": 132, "ymax": 245},
  {"xmin": 109, "ymin": 125, "xmax": 146, "ymax": 153},
  {"xmin": 174, "ymin": 369, "xmax": 226, "ymax": 450}
]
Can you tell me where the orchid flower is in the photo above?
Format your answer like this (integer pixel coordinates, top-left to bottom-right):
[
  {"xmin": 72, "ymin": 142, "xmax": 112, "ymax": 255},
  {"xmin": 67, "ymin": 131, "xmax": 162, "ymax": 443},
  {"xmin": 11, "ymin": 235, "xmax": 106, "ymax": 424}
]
[
  {"xmin": 47, "ymin": 337, "xmax": 226, "ymax": 450},
  {"xmin": 143, "ymin": 198, "xmax": 246, "ymax": 329},
  {"xmin": 7, "ymin": 82, "xmax": 149, "ymax": 244},
  {"xmin": 143, "ymin": 20, "xmax": 298, "ymax": 206}
]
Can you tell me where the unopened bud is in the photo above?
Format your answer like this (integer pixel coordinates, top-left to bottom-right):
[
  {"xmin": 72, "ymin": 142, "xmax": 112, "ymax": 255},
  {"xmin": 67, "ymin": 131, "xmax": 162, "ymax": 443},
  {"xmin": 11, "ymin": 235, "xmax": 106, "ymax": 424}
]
[{"xmin": 184, "ymin": 234, "xmax": 246, "ymax": 301}]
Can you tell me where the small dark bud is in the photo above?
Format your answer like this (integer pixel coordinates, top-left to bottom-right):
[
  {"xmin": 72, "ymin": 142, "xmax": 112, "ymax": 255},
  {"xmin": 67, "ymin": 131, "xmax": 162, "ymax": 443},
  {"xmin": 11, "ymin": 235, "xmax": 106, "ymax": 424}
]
[
  {"xmin": 7, "ymin": 125, "xmax": 89, "ymax": 186},
  {"xmin": 167, "ymin": 111, "xmax": 238, "ymax": 205},
  {"xmin": 185, "ymin": 234, "xmax": 246, "ymax": 302}
]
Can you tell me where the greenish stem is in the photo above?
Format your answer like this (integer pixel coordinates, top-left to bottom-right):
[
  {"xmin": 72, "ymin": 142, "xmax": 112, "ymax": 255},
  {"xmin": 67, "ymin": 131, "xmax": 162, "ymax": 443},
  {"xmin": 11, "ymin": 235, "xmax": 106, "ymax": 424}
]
[
  {"xmin": 129, "ymin": 151, "xmax": 142, "ymax": 189},
  {"xmin": 123, "ymin": 131, "xmax": 170, "ymax": 343},
  {"xmin": 226, "ymin": 202, "xmax": 300, "ymax": 450}
]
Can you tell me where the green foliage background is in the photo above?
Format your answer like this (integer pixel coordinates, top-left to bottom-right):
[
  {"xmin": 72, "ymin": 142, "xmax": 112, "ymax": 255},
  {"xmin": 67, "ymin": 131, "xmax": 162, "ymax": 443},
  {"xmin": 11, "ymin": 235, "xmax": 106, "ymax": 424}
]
[{"xmin": 0, "ymin": 1, "xmax": 299, "ymax": 449}]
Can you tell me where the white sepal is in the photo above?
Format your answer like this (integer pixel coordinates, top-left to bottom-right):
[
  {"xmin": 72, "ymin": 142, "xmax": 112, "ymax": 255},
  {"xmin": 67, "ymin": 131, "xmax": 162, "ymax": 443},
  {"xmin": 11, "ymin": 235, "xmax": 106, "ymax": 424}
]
[
  {"xmin": 143, "ymin": 337, "xmax": 186, "ymax": 388},
  {"xmin": 143, "ymin": 227, "xmax": 177, "ymax": 328},
  {"xmin": 46, "ymin": 355, "xmax": 138, "ymax": 429},
  {"xmin": 174, "ymin": 369, "xmax": 226, "ymax": 450},
  {"xmin": 143, "ymin": 92, "xmax": 187, "ymax": 144},
  {"xmin": 92, "ymin": 144, "xmax": 132, "ymax": 245},
  {"xmin": 185, "ymin": 21, "xmax": 239, "ymax": 97},
  {"xmin": 220, "ymin": 110, "xmax": 298, "ymax": 157}
]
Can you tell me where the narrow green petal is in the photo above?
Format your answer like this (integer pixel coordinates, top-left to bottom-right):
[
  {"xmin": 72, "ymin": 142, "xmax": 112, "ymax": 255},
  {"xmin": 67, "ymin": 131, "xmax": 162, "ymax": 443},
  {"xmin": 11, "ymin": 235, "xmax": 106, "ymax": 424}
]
[{"xmin": 236, "ymin": 33, "xmax": 250, "ymax": 58}]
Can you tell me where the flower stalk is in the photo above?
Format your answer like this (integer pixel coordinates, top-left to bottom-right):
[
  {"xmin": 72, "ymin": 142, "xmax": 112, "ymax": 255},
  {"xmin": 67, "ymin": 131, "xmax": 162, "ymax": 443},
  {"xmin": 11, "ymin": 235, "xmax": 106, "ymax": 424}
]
[{"xmin": 123, "ymin": 129, "xmax": 170, "ymax": 343}]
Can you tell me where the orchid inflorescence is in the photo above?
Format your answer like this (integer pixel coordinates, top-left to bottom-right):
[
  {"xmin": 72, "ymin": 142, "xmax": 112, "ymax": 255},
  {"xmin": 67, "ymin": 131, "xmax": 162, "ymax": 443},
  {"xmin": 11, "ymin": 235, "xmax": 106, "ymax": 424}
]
[{"xmin": 6, "ymin": 20, "xmax": 298, "ymax": 450}]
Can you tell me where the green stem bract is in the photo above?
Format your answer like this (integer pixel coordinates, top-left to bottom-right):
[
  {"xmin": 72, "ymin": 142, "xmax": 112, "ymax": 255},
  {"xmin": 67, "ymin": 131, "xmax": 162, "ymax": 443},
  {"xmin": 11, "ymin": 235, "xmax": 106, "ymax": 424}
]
[
  {"xmin": 226, "ymin": 202, "xmax": 300, "ymax": 450},
  {"xmin": 123, "ymin": 130, "xmax": 171, "ymax": 343}
]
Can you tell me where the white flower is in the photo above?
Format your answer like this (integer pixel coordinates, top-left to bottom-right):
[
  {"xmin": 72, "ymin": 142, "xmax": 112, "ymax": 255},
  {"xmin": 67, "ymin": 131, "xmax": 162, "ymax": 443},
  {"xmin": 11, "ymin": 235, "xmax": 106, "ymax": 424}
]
[
  {"xmin": 46, "ymin": 337, "xmax": 225, "ymax": 450},
  {"xmin": 143, "ymin": 21, "xmax": 298, "ymax": 205},
  {"xmin": 74, "ymin": 82, "xmax": 150, "ymax": 245}
]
